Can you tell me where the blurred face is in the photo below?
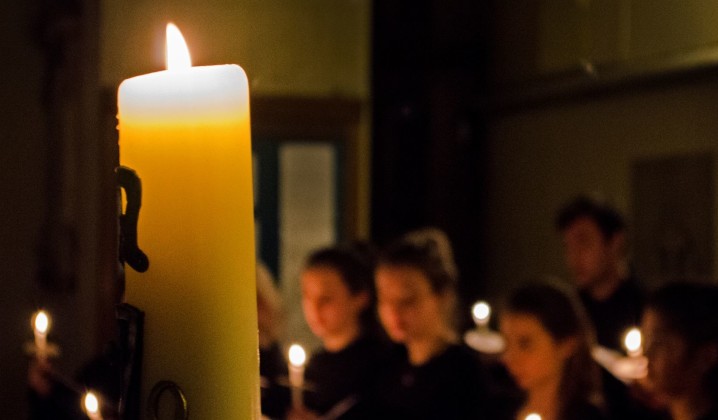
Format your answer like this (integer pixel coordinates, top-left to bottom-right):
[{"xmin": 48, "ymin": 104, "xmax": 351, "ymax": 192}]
[
  {"xmin": 256, "ymin": 296, "xmax": 274, "ymax": 347},
  {"xmin": 301, "ymin": 266, "xmax": 368, "ymax": 341},
  {"xmin": 641, "ymin": 309, "xmax": 711, "ymax": 399},
  {"xmin": 561, "ymin": 217, "xmax": 617, "ymax": 290},
  {"xmin": 375, "ymin": 265, "xmax": 446, "ymax": 343},
  {"xmin": 500, "ymin": 312, "xmax": 573, "ymax": 392}
]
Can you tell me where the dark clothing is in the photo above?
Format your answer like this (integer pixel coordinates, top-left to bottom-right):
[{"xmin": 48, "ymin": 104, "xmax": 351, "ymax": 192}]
[
  {"xmin": 600, "ymin": 366, "xmax": 665, "ymax": 420},
  {"xmin": 29, "ymin": 344, "xmax": 122, "ymax": 420},
  {"xmin": 580, "ymin": 279, "xmax": 664, "ymax": 420},
  {"xmin": 260, "ymin": 342, "xmax": 291, "ymax": 419},
  {"xmin": 502, "ymin": 398, "xmax": 607, "ymax": 420},
  {"xmin": 29, "ymin": 385, "xmax": 85, "ymax": 420},
  {"xmin": 698, "ymin": 407, "xmax": 718, "ymax": 420},
  {"xmin": 563, "ymin": 400, "xmax": 608, "ymax": 420},
  {"xmin": 303, "ymin": 335, "xmax": 390, "ymax": 419},
  {"xmin": 494, "ymin": 362, "xmax": 608, "ymax": 420},
  {"xmin": 481, "ymin": 359, "xmax": 527, "ymax": 420},
  {"xmin": 371, "ymin": 343, "xmax": 490, "ymax": 419},
  {"xmin": 580, "ymin": 278, "xmax": 644, "ymax": 351},
  {"xmin": 600, "ymin": 366, "xmax": 638, "ymax": 420}
]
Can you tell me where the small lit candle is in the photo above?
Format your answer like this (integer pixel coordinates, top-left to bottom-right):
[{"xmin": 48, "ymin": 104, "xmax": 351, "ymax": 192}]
[
  {"xmin": 288, "ymin": 343, "xmax": 307, "ymax": 408},
  {"xmin": 623, "ymin": 327, "xmax": 643, "ymax": 358},
  {"xmin": 525, "ymin": 413, "xmax": 542, "ymax": 420},
  {"xmin": 84, "ymin": 391, "xmax": 103, "ymax": 420},
  {"xmin": 471, "ymin": 301, "xmax": 491, "ymax": 328},
  {"xmin": 32, "ymin": 310, "xmax": 50, "ymax": 362}
]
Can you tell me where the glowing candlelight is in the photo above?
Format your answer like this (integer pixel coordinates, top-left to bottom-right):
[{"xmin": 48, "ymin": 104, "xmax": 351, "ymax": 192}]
[
  {"xmin": 624, "ymin": 327, "xmax": 642, "ymax": 357},
  {"xmin": 471, "ymin": 301, "xmax": 491, "ymax": 328},
  {"xmin": 464, "ymin": 300, "xmax": 505, "ymax": 353},
  {"xmin": 165, "ymin": 23, "xmax": 191, "ymax": 70},
  {"xmin": 525, "ymin": 413, "xmax": 542, "ymax": 420},
  {"xmin": 84, "ymin": 391, "xmax": 103, "ymax": 420},
  {"xmin": 288, "ymin": 343, "xmax": 307, "ymax": 408},
  {"xmin": 32, "ymin": 310, "xmax": 50, "ymax": 361}
]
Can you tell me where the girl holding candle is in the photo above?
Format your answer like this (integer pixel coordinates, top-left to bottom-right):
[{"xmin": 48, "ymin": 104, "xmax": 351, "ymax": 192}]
[
  {"xmin": 372, "ymin": 228, "xmax": 491, "ymax": 419},
  {"xmin": 499, "ymin": 281, "xmax": 606, "ymax": 420},
  {"xmin": 288, "ymin": 241, "xmax": 389, "ymax": 420},
  {"xmin": 641, "ymin": 282, "xmax": 718, "ymax": 420}
]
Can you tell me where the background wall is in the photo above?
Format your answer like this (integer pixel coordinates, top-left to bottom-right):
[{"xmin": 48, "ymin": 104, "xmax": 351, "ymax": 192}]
[
  {"xmin": 494, "ymin": 1, "xmax": 718, "ymax": 83},
  {"xmin": 485, "ymin": 79, "xmax": 718, "ymax": 296},
  {"xmin": 100, "ymin": 0, "xmax": 370, "ymax": 97},
  {"xmin": 484, "ymin": 1, "xmax": 718, "ymax": 298},
  {"xmin": 1, "ymin": 2, "xmax": 50, "ymax": 417}
]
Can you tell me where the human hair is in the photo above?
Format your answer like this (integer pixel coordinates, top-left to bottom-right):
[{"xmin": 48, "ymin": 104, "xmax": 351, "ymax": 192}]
[
  {"xmin": 256, "ymin": 261, "xmax": 284, "ymax": 345},
  {"xmin": 555, "ymin": 194, "xmax": 625, "ymax": 240},
  {"xmin": 646, "ymin": 282, "xmax": 718, "ymax": 396},
  {"xmin": 503, "ymin": 280, "xmax": 603, "ymax": 418},
  {"xmin": 304, "ymin": 240, "xmax": 379, "ymax": 335},
  {"xmin": 377, "ymin": 227, "xmax": 459, "ymax": 328}
]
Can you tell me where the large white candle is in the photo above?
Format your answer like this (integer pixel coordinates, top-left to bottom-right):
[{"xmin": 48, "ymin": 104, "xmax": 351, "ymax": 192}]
[{"xmin": 118, "ymin": 24, "xmax": 259, "ymax": 418}]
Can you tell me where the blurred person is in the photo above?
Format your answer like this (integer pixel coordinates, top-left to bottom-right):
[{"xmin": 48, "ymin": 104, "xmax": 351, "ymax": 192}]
[
  {"xmin": 556, "ymin": 194, "xmax": 644, "ymax": 351},
  {"xmin": 288, "ymin": 241, "xmax": 389, "ymax": 420},
  {"xmin": 499, "ymin": 281, "xmax": 606, "ymax": 420},
  {"xmin": 372, "ymin": 228, "xmax": 491, "ymax": 419},
  {"xmin": 642, "ymin": 282, "xmax": 718, "ymax": 420},
  {"xmin": 256, "ymin": 262, "xmax": 291, "ymax": 419},
  {"xmin": 557, "ymin": 196, "xmax": 666, "ymax": 420}
]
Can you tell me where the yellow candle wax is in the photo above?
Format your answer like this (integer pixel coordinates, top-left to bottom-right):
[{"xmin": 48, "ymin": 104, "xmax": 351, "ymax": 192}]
[{"xmin": 118, "ymin": 24, "xmax": 259, "ymax": 419}]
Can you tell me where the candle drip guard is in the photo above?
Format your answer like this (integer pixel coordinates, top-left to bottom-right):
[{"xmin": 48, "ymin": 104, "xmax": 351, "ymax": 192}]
[
  {"xmin": 147, "ymin": 381, "xmax": 189, "ymax": 420},
  {"xmin": 117, "ymin": 166, "xmax": 192, "ymax": 419},
  {"xmin": 118, "ymin": 166, "xmax": 149, "ymax": 274},
  {"xmin": 117, "ymin": 166, "xmax": 148, "ymax": 420}
]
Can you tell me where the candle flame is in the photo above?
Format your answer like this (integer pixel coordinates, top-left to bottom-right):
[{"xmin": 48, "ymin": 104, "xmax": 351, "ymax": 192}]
[
  {"xmin": 525, "ymin": 414, "xmax": 542, "ymax": 420},
  {"xmin": 166, "ymin": 23, "xmax": 192, "ymax": 70},
  {"xmin": 34, "ymin": 311, "xmax": 50, "ymax": 335},
  {"xmin": 624, "ymin": 327, "xmax": 642, "ymax": 354},
  {"xmin": 472, "ymin": 301, "xmax": 491, "ymax": 322},
  {"xmin": 288, "ymin": 344, "xmax": 306, "ymax": 367},
  {"xmin": 84, "ymin": 391, "xmax": 100, "ymax": 415}
]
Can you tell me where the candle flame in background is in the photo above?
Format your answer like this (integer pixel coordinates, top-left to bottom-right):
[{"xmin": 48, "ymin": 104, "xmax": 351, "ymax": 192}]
[
  {"xmin": 525, "ymin": 413, "xmax": 542, "ymax": 420},
  {"xmin": 166, "ymin": 23, "xmax": 192, "ymax": 70},
  {"xmin": 84, "ymin": 391, "xmax": 100, "ymax": 415},
  {"xmin": 624, "ymin": 327, "xmax": 642, "ymax": 355},
  {"xmin": 34, "ymin": 311, "xmax": 50, "ymax": 335},
  {"xmin": 472, "ymin": 301, "xmax": 491, "ymax": 323},
  {"xmin": 288, "ymin": 344, "xmax": 307, "ymax": 367}
]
